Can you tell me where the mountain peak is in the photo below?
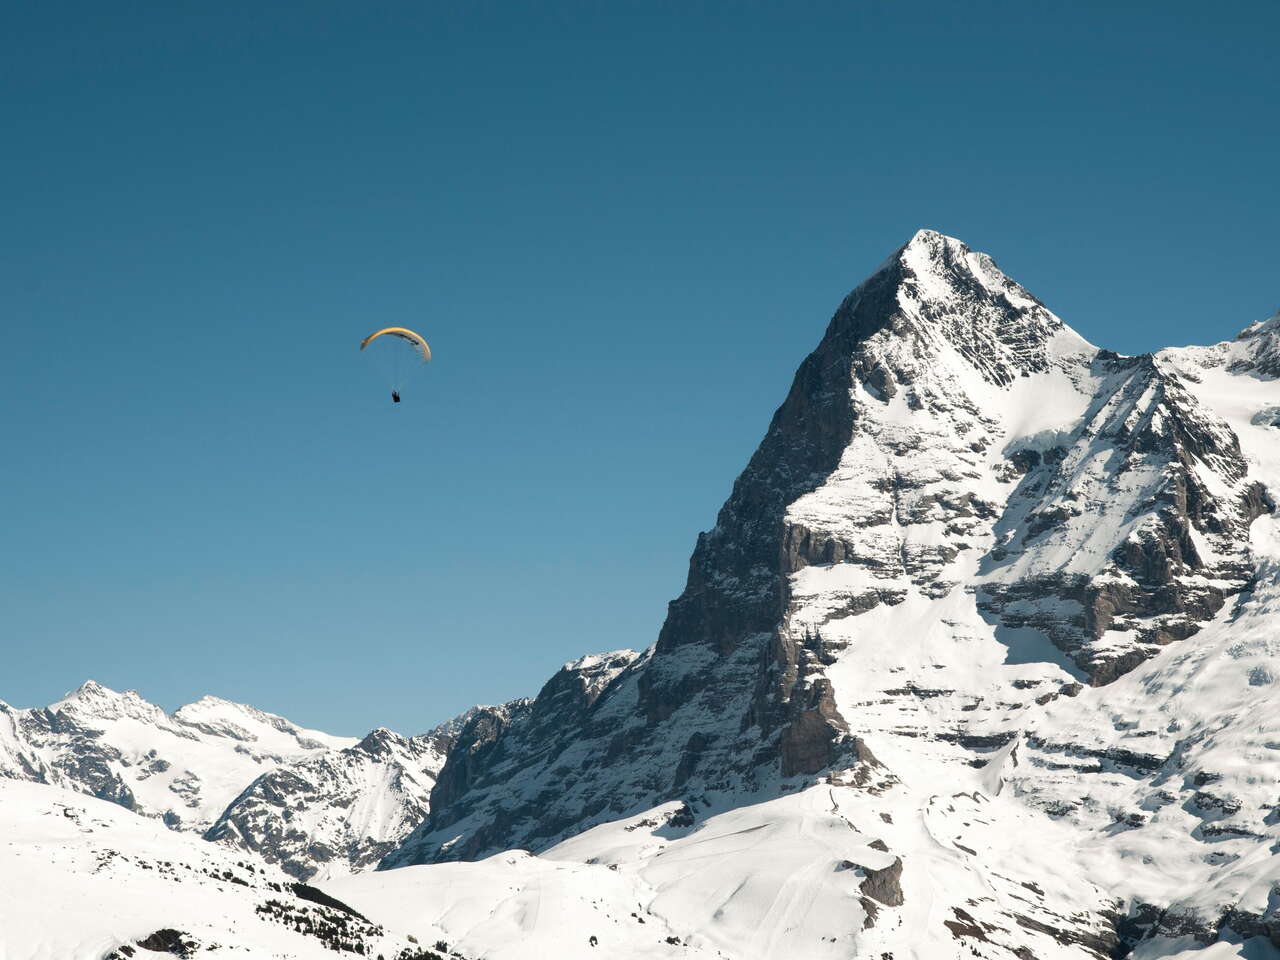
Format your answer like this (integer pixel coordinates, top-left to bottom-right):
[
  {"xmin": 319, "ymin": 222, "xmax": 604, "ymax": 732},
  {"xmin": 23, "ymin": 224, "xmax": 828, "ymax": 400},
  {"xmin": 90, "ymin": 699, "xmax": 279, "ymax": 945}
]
[
  {"xmin": 862, "ymin": 227, "xmax": 959, "ymax": 283},
  {"xmin": 874, "ymin": 228, "xmax": 992, "ymax": 281},
  {"xmin": 1161, "ymin": 308, "xmax": 1280, "ymax": 380},
  {"xmin": 63, "ymin": 679, "xmax": 109, "ymax": 699},
  {"xmin": 51, "ymin": 680, "xmax": 161, "ymax": 723},
  {"xmin": 353, "ymin": 727, "xmax": 408, "ymax": 758},
  {"xmin": 904, "ymin": 226, "xmax": 956, "ymax": 250},
  {"xmin": 897, "ymin": 229, "xmax": 1038, "ymax": 314},
  {"xmin": 836, "ymin": 231, "xmax": 1095, "ymax": 392},
  {"xmin": 1236, "ymin": 310, "xmax": 1280, "ymax": 341}
]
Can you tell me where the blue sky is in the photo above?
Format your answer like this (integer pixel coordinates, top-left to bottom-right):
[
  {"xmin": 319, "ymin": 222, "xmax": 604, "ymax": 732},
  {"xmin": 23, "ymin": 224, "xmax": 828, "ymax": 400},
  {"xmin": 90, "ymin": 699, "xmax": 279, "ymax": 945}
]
[{"xmin": 3, "ymin": 1, "xmax": 1277, "ymax": 735}]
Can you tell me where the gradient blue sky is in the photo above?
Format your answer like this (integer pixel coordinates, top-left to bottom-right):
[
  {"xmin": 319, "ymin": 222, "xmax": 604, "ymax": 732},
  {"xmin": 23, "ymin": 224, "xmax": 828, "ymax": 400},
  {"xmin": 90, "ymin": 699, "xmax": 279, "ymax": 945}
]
[{"xmin": 4, "ymin": 1, "xmax": 1277, "ymax": 735}]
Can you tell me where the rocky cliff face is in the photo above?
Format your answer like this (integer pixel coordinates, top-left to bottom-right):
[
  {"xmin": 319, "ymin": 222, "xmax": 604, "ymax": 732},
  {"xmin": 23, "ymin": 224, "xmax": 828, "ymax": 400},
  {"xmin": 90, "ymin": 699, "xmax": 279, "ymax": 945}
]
[{"xmin": 384, "ymin": 231, "xmax": 1280, "ymax": 955}]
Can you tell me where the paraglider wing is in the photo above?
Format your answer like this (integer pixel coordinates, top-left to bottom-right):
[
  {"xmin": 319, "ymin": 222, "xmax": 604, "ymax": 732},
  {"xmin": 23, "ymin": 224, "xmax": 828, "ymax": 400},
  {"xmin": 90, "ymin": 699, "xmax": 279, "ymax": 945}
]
[{"xmin": 359, "ymin": 327, "xmax": 432, "ymax": 362}]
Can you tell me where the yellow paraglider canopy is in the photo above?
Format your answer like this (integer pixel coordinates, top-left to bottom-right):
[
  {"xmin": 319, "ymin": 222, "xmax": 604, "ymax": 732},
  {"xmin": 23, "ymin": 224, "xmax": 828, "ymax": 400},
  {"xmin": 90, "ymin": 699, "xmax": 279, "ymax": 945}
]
[{"xmin": 359, "ymin": 327, "xmax": 432, "ymax": 362}]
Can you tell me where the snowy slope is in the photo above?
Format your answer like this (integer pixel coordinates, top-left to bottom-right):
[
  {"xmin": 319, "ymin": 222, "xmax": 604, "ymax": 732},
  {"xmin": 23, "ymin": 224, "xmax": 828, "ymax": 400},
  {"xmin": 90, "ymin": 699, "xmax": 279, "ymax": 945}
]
[
  {"xmin": 0, "ymin": 779, "xmax": 438, "ymax": 960},
  {"xmin": 3, "ymin": 770, "xmax": 1272, "ymax": 960},
  {"xmin": 984, "ymin": 322, "xmax": 1280, "ymax": 943},
  {"xmin": 340, "ymin": 783, "xmax": 1116, "ymax": 960}
]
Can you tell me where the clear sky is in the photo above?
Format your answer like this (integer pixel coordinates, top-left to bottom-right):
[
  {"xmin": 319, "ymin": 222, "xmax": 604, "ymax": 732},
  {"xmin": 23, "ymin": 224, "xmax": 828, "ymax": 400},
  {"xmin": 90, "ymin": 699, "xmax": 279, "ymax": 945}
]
[{"xmin": 3, "ymin": 1, "xmax": 1277, "ymax": 735}]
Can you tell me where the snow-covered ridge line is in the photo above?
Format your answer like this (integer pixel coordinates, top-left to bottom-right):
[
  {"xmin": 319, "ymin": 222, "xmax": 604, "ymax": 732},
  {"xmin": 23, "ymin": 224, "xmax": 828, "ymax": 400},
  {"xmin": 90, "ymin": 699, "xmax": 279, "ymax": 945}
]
[
  {"xmin": 0, "ymin": 679, "xmax": 473, "ymax": 880},
  {"xmin": 0, "ymin": 680, "xmax": 354, "ymax": 828}
]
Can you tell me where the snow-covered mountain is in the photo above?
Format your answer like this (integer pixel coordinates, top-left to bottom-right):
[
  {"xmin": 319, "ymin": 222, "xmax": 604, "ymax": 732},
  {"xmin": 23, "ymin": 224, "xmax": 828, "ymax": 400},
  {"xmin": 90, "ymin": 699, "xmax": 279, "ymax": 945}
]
[
  {"xmin": 5, "ymin": 230, "xmax": 1279, "ymax": 958},
  {"xmin": 205, "ymin": 722, "xmax": 464, "ymax": 880},
  {"xmin": 0, "ymin": 681, "xmax": 463, "ymax": 879},
  {"xmin": 0, "ymin": 681, "xmax": 355, "ymax": 830},
  {"xmin": 382, "ymin": 231, "xmax": 1280, "ymax": 956}
]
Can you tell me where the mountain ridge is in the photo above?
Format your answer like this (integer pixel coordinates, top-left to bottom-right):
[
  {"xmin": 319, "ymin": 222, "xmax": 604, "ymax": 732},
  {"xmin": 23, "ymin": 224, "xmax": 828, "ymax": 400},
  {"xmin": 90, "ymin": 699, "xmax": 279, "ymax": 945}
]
[{"xmin": 0, "ymin": 678, "xmax": 475, "ymax": 879}]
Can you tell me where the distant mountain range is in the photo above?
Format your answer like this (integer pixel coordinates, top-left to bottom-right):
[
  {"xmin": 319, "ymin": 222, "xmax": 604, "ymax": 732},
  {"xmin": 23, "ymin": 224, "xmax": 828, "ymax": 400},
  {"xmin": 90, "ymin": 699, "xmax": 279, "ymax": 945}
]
[{"xmin": 0, "ymin": 678, "xmax": 485, "ymax": 881}]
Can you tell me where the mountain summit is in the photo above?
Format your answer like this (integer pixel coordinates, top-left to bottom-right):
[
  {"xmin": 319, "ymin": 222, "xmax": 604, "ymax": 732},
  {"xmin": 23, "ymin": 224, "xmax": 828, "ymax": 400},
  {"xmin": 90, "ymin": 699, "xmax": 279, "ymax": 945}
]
[{"xmin": 860, "ymin": 228, "xmax": 1093, "ymax": 377}]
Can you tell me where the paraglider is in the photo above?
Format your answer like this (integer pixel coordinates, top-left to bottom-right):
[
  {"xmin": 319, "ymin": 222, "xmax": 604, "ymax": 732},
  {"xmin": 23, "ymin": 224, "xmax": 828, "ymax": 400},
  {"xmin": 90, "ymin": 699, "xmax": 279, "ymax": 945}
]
[{"xmin": 360, "ymin": 327, "xmax": 430, "ymax": 402}]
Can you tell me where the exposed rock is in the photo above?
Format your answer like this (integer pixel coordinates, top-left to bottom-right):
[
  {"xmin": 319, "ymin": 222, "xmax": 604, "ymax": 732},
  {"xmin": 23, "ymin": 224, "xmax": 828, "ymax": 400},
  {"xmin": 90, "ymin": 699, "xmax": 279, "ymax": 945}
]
[
  {"xmin": 135, "ymin": 929, "xmax": 198, "ymax": 957},
  {"xmin": 858, "ymin": 855, "xmax": 904, "ymax": 906}
]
